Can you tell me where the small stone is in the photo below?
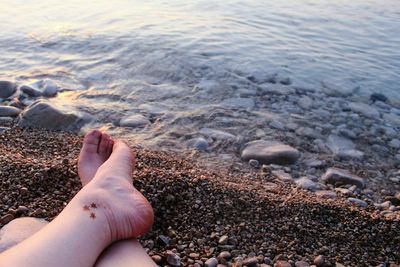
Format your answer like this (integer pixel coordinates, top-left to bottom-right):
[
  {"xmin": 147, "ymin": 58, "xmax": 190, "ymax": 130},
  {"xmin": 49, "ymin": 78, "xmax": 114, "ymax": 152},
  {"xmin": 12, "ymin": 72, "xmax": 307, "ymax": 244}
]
[
  {"xmin": 242, "ymin": 140, "xmax": 300, "ymax": 165},
  {"xmin": 189, "ymin": 253, "xmax": 200, "ymax": 259},
  {"xmin": 157, "ymin": 235, "xmax": 170, "ymax": 246},
  {"xmin": 166, "ymin": 251, "xmax": 181, "ymax": 266},
  {"xmin": 0, "ymin": 81, "xmax": 17, "ymax": 98},
  {"xmin": 187, "ymin": 137, "xmax": 209, "ymax": 151},
  {"xmin": 17, "ymin": 206, "xmax": 29, "ymax": 213},
  {"xmin": 295, "ymin": 177, "xmax": 318, "ymax": 191},
  {"xmin": 20, "ymin": 187, "xmax": 29, "ymax": 195},
  {"xmin": 218, "ymin": 235, "xmax": 229, "ymax": 245},
  {"xmin": 41, "ymin": 79, "xmax": 59, "ymax": 97},
  {"xmin": 0, "ymin": 106, "xmax": 21, "ymax": 117},
  {"xmin": 335, "ymin": 263, "xmax": 345, "ymax": 267},
  {"xmin": 119, "ymin": 114, "xmax": 150, "ymax": 128},
  {"xmin": 275, "ymin": 260, "xmax": 292, "ymax": 267},
  {"xmin": 326, "ymin": 134, "xmax": 364, "ymax": 160},
  {"xmin": 242, "ymin": 257, "xmax": 258, "ymax": 267},
  {"xmin": 321, "ymin": 168, "xmax": 365, "ymax": 188},
  {"xmin": 151, "ymin": 255, "xmax": 162, "ymax": 264},
  {"xmin": 199, "ymin": 128, "xmax": 235, "ymax": 140},
  {"xmin": 295, "ymin": 261, "xmax": 310, "ymax": 267},
  {"xmin": 249, "ymin": 159, "xmax": 259, "ymax": 168},
  {"xmin": 298, "ymin": 96, "xmax": 313, "ymax": 109},
  {"xmin": 313, "ymin": 255, "xmax": 324, "ymax": 267},
  {"xmin": 321, "ymin": 78, "xmax": 359, "ymax": 97},
  {"xmin": 20, "ymin": 85, "xmax": 42, "ymax": 97},
  {"xmin": 348, "ymin": 101, "xmax": 380, "ymax": 119},
  {"xmin": 348, "ymin": 197, "xmax": 368, "ymax": 207},
  {"xmin": 204, "ymin": 257, "xmax": 219, "ymax": 267},
  {"xmin": 389, "ymin": 139, "xmax": 400, "ymax": 149},
  {"xmin": 370, "ymin": 93, "xmax": 388, "ymax": 102},
  {"xmin": 272, "ymin": 170, "xmax": 293, "ymax": 181},
  {"xmin": 374, "ymin": 201, "xmax": 391, "ymax": 210},
  {"xmin": 218, "ymin": 251, "xmax": 231, "ymax": 259}
]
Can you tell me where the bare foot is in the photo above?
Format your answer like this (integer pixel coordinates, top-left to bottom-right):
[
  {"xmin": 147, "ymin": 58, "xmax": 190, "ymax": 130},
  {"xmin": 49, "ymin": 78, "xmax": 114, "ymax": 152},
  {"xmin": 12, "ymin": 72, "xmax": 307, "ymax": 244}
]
[
  {"xmin": 78, "ymin": 130, "xmax": 113, "ymax": 185},
  {"xmin": 78, "ymin": 131, "xmax": 154, "ymax": 241}
]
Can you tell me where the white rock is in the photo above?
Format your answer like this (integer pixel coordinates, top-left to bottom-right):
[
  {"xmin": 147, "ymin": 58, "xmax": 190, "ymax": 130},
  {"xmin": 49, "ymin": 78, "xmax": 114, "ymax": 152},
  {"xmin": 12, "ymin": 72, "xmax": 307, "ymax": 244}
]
[
  {"xmin": 199, "ymin": 128, "xmax": 235, "ymax": 140},
  {"xmin": 119, "ymin": 114, "xmax": 150, "ymax": 128},
  {"xmin": 241, "ymin": 140, "xmax": 300, "ymax": 165},
  {"xmin": 295, "ymin": 177, "xmax": 318, "ymax": 191}
]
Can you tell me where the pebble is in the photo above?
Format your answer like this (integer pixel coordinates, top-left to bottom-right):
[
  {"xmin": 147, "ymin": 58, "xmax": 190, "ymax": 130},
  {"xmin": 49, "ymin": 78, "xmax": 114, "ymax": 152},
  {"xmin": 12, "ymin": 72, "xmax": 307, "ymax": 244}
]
[
  {"xmin": 242, "ymin": 257, "xmax": 258, "ymax": 267},
  {"xmin": 41, "ymin": 79, "xmax": 59, "ymax": 97},
  {"xmin": 295, "ymin": 177, "xmax": 318, "ymax": 191},
  {"xmin": 321, "ymin": 168, "xmax": 365, "ymax": 188},
  {"xmin": 199, "ymin": 128, "xmax": 235, "ymax": 140},
  {"xmin": 348, "ymin": 101, "xmax": 380, "ymax": 119},
  {"xmin": 389, "ymin": 139, "xmax": 400, "ymax": 149},
  {"xmin": 241, "ymin": 140, "xmax": 300, "ymax": 165},
  {"xmin": 326, "ymin": 134, "xmax": 364, "ymax": 160},
  {"xmin": 218, "ymin": 251, "xmax": 231, "ymax": 259},
  {"xmin": 249, "ymin": 159, "xmax": 259, "ymax": 168},
  {"xmin": 348, "ymin": 197, "xmax": 368, "ymax": 207},
  {"xmin": 321, "ymin": 78, "xmax": 359, "ymax": 97},
  {"xmin": 374, "ymin": 201, "xmax": 391, "ymax": 210},
  {"xmin": 17, "ymin": 100, "xmax": 89, "ymax": 131},
  {"xmin": 187, "ymin": 137, "xmax": 209, "ymax": 151},
  {"xmin": 218, "ymin": 235, "xmax": 229, "ymax": 245},
  {"xmin": 119, "ymin": 114, "xmax": 150, "ymax": 128},
  {"xmin": 0, "ymin": 81, "xmax": 17, "ymax": 98},
  {"xmin": 20, "ymin": 85, "xmax": 42, "ymax": 97},
  {"xmin": 0, "ymin": 214, "xmax": 14, "ymax": 225},
  {"xmin": 157, "ymin": 235, "xmax": 170, "ymax": 246},
  {"xmin": 0, "ymin": 126, "xmax": 11, "ymax": 133},
  {"xmin": 151, "ymin": 255, "xmax": 162, "ymax": 264},
  {"xmin": 313, "ymin": 255, "xmax": 325, "ymax": 266},
  {"xmin": 298, "ymin": 96, "xmax": 313, "ymax": 109},
  {"xmin": 166, "ymin": 251, "xmax": 181, "ymax": 266},
  {"xmin": 275, "ymin": 260, "xmax": 292, "ymax": 267},
  {"xmin": 272, "ymin": 170, "xmax": 293, "ymax": 181},
  {"xmin": 295, "ymin": 261, "xmax": 310, "ymax": 267},
  {"xmin": 204, "ymin": 257, "xmax": 219, "ymax": 267},
  {"xmin": 370, "ymin": 93, "xmax": 388, "ymax": 103},
  {"xmin": 0, "ymin": 106, "xmax": 21, "ymax": 117}
]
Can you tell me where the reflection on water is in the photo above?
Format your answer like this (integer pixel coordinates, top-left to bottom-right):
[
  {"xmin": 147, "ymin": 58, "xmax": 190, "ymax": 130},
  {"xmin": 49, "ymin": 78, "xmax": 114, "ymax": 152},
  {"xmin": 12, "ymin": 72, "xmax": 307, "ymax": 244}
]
[{"xmin": 0, "ymin": 0, "xmax": 400, "ymax": 153}]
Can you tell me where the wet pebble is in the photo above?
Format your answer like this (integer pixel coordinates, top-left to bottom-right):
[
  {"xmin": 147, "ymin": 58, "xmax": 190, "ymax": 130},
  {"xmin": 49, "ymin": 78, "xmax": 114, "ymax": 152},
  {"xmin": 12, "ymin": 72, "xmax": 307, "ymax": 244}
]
[
  {"xmin": 295, "ymin": 177, "xmax": 318, "ymax": 191},
  {"xmin": 0, "ymin": 106, "xmax": 21, "ymax": 117},
  {"xmin": 348, "ymin": 197, "xmax": 368, "ymax": 207},
  {"xmin": 321, "ymin": 168, "xmax": 365, "ymax": 188},
  {"xmin": 275, "ymin": 260, "xmax": 292, "ymax": 267},
  {"xmin": 313, "ymin": 255, "xmax": 325, "ymax": 266},
  {"xmin": 187, "ymin": 137, "xmax": 209, "ymax": 151},
  {"xmin": 241, "ymin": 140, "xmax": 300, "ymax": 165},
  {"xmin": 0, "ymin": 81, "xmax": 17, "ymax": 98},
  {"xmin": 205, "ymin": 257, "xmax": 218, "ymax": 267},
  {"xmin": 119, "ymin": 114, "xmax": 150, "ymax": 128},
  {"xmin": 242, "ymin": 257, "xmax": 258, "ymax": 267},
  {"xmin": 315, "ymin": 190, "xmax": 337, "ymax": 199},
  {"xmin": 166, "ymin": 251, "xmax": 181, "ymax": 266},
  {"xmin": 20, "ymin": 85, "xmax": 42, "ymax": 97}
]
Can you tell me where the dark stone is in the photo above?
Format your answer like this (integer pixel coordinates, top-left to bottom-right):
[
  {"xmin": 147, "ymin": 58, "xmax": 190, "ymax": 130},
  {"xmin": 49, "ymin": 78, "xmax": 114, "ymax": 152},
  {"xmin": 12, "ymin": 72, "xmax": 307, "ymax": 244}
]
[
  {"xmin": 0, "ymin": 81, "xmax": 17, "ymax": 98},
  {"xmin": 370, "ymin": 93, "xmax": 388, "ymax": 103}
]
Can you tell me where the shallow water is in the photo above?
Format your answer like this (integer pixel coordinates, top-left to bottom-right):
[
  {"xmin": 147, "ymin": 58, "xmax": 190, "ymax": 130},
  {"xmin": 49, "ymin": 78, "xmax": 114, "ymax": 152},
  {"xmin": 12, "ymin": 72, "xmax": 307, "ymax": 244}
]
[{"xmin": 1, "ymin": 0, "xmax": 400, "ymax": 153}]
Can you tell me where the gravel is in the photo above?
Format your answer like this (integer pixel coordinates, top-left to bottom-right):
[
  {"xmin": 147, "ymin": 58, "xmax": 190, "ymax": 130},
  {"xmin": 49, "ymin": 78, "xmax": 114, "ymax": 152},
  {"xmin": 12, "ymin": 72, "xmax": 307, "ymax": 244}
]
[{"xmin": 0, "ymin": 127, "xmax": 399, "ymax": 266}]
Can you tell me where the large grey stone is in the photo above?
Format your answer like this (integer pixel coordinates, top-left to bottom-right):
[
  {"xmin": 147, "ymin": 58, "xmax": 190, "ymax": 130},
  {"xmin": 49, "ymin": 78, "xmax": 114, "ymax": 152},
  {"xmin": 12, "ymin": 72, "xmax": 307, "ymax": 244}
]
[
  {"xmin": 0, "ymin": 217, "xmax": 48, "ymax": 253},
  {"xmin": 348, "ymin": 102, "xmax": 380, "ymax": 119},
  {"xmin": 321, "ymin": 78, "xmax": 359, "ymax": 97},
  {"xmin": 0, "ymin": 81, "xmax": 17, "ymax": 98},
  {"xmin": 0, "ymin": 106, "xmax": 21, "ymax": 117},
  {"xmin": 119, "ymin": 114, "xmax": 150, "ymax": 127},
  {"xmin": 187, "ymin": 137, "xmax": 209, "ymax": 151},
  {"xmin": 241, "ymin": 140, "xmax": 300, "ymax": 165},
  {"xmin": 326, "ymin": 134, "xmax": 364, "ymax": 160},
  {"xmin": 321, "ymin": 168, "xmax": 365, "ymax": 188},
  {"xmin": 199, "ymin": 128, "xmax": 235, "ymax": 140},
  {"xmin": 17, "ymin": 100, "xmax": 89, "ymax": 131},
  {"xmin": 259, "ymin": 83, "xmax": 295, "ymax": 95}
]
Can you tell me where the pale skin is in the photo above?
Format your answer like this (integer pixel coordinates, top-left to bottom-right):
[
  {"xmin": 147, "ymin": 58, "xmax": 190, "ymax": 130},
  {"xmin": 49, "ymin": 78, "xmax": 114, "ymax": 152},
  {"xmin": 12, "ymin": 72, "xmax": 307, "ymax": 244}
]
[{"xmin": 0, "ymin": 130, "xmax": 156, "ymax": 267}]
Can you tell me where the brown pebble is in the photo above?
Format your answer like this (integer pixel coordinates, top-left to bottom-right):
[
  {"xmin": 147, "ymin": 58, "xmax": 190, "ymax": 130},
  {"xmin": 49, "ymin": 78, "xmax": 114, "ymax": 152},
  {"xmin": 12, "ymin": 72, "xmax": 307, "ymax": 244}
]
[
  {"xmin": 151, "ymin": 255, "xmax": 162, "ymax": 264},
  {"xmin": 243, "ymin": 257, "xmax": 258, "ymax": 267},
  {"xmin": 1, "ymin": 213, "xmax": 14, "ymax": 224},
  {"xmin": 313, "ymin": 255, "xmax": 324, "ymax": 267},
  {"xmin": 275, "ymin": 260, "xmax": 292, "ymax": 267}
]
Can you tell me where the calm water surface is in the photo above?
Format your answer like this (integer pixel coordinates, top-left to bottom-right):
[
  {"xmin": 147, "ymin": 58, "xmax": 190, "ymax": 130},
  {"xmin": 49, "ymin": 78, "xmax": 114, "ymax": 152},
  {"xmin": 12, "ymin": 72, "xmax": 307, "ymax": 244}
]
[{"xmin": 0, "ymin": 0, "xmax": 399, "ymax": 150}]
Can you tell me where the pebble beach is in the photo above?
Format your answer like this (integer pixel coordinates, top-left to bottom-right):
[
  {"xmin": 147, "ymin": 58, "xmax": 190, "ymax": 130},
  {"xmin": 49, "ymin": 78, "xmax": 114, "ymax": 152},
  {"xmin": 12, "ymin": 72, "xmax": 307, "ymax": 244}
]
[{"xmin": 0, "ymin": 126, "xmax": 399, "ymax": 266}]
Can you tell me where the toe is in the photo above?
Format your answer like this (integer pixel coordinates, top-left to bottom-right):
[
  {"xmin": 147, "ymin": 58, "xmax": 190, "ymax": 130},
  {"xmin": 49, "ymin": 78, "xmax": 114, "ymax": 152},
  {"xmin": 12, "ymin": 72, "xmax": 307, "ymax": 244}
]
[
  {"xmin": 99, "ymin": 133, "xmax": 111, "ymax": 155},
  {"xmin": 82, "ymin": 130, "xmax": 102, "ymax": 154}
]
